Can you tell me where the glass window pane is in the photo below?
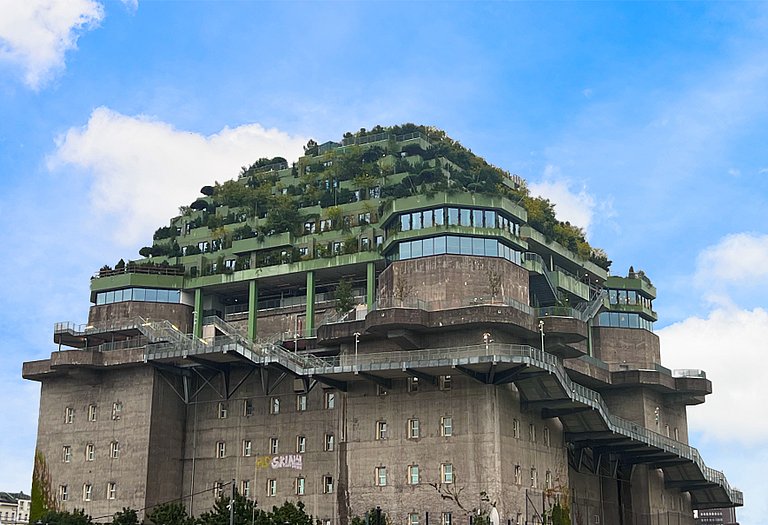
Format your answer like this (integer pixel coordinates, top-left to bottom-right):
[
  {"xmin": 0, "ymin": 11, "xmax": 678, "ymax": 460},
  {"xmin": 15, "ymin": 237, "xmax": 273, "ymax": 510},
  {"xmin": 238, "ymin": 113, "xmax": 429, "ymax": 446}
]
[
  {"xmin": 619, "ymin": 314, "xmax": 629, "ymax": 328},
  {"xmin": 472, "ymin": 209, "xmax": 483, "ymax": 227},
  {"xmin": 411, "ymin": 239, "xmax": 423, "ymax": 258},
  {"xmin": 134, "ymin": 288, "xmax": 146, "ymax": 301},
  {"xmin": 412, "ymin": 212, "xmax": 422, "ymax": 230},
  {"xmin": 628, "ymin": 291, "xmax": 637, "ymax": 305},
  {"xmin": 422, "ymin": 237, "xmax": 434, "ymax": 256},
  {"xmin": 619, "ymin": 291, "xmax": 627, "ymax": 305},
  {"xmin": 157, "ymin": 289, "xmax": 170, "ymax": 302},
  {"xmin": 448, "ymin": 208, "xmax": 459, "ymax": 225},
  {"xmin": 400, "ymin": 215, "xmax": 411, "ymax": 232},
  {"xmin": 170, "ymin": 290, "xmax": 181, "ymax": 303},
  {"xmin": 447, "ymin": 236, "xmax": 460, "ymax": 254},
  {"xmin": 629, "ymin": 314, "xmax": 639, "ymax": 328},
  {"xmin": 485, "ymin": 238, "xmax": 497, "ymax": 256},
  {"xmin": 460, "ymin": 237, "xmax": 472, "ymax": 255},
  {"xmin": 96, "ymin": 292, "xmax": 105, "ymax": 305},
  {"xmin": 610, "ymin": 312, "xmax": 620, "ymax": 325},
  {"xmin": 609, "ymin": 290, "xmax": 618, "ymax": 304},
  {"xmin": 472, "ymin": 237, "xmax": 485, "ymax": 255},
  {"xmin": 423, "ymin": 209, "xmax": 434, "ymax": 228},
  {"xmin": 460, "ymin": 209, "xmax": 471, "ymax": 226},
  {"xmin": 106, "ymin": 291, "xmax": 115, "ymax": 304},
  {"xmin": 434, "ymin": 208, "xmax": 444, "ymax": 226},
  {"xmin": 434, "ymin": 236, "xmax": 446, "ymax": 255},
  {"xmin": 484, "ymin": 210, "xmax": 495, "ymax": 228},
  {"xmin": 400, "ymin": 242, "xmax": 411, "ymax": 260},
  {"xmin": 145, "ymin": 289, "xmax": 158, "ymax": 302}
]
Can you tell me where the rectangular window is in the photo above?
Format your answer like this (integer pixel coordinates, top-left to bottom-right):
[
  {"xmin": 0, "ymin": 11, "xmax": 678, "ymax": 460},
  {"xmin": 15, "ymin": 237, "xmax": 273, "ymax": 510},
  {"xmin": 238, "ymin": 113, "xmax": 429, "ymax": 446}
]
[
  {"xmin": 323, "ymin": 475, "xmax": 334, "ymax": 494},
  {"xmin": 109, "ymin": 441, "xmax": 120, "ymax": 459},
  {"xmin": 448, "ymin": 208, "xmax": 459, "ymax": 225},
  {"xmin": 82, "ymin": 484, "xmax": 92, "ymax": 502},
  {"xmin": 324, "ymin": 433, "xmax": 335, "ymax": 451},
  {"xmin": 270, "ymin": 397, "xmax": 280, "ymax": 414},
  {"xmin": 409, "ymin": 513, "xmax": 420, "ymax": 525},
  {"xmin": 441, "ymin": 463, "xmax": 454, "ymax": 484},
  {"xmin": 513, "ymin": 419, "xmax": 520, "ymax": 439},
  {"xmin": 64, "ymin": 407, "xmax": 74, "ymax": 424},
  {"xmin": 270, "ymin": 437, "xmax": 279, "ymax": 454},
  {"xmin": 216, "ymin": 441, "xmax": 226, "ymax": 458},
  {"xmin": 439, "ymin": 375, "xmax": 452, "ymax": 390},
  {"xmin": 296, "ymin": 436, "xmax": 306, "ymax": 453},
  {"xmin": 440, "ymin": 416, "xmax": 453, "ymax": 437},
  {"xmin": 62, "ymin": 446, "xmax": 71, "ymax": 463},
  {"xmin": 112, "ymin": 402, "xmax": 122, "ymax": 420},
  {"xmin": 107, "ymin": 482, "xmax": 116, "ymax": 500},
  {"xmin": 377, "ymin": 384, "xmax": 388, "ymax": 396},
  {"xmin": 514, "ymin": 465, "xmax": 522, "ymax": 485},
  {"xmin": 408, "ymin": 377, "xmax": 419, "ymax": 393},
  {"xmin": 543, "ymin": 427, "xmax": 551, "ymax": 447},
  {"xmin": 530, "ymin": 467, "xmax": 537, "ymax": 488},
  {"xmin": 324, "ymin": 392, "xmax": 336, "ymax": 409},
  {"xmin": 243, "ymin": 399, "xmax": 254, "ymax": 417},
  {"xmin": 59, "ymin": 485, "xmax": 68, "ymax": 502},
  {"xmin": 545, "ymin": 470, "xmax": 552, "ymax": 489},
  {"xmin": 242, "ymin": 440, "xmax": 252, "ymax": 457},
  {"xmin": 241, "ymin": 480, "xmax": 251, "ymax": 498},
  {"xmin": 217, "ymin": 402, "xmax": 228, "ymax": 419},
  {"xmin": 441, "ymin": 513, "xmax": 452, "ymax": 525},
  {"xmin": 85, "ymin": 443, "xmax": 95, "ymax": 461},
  {"xmin": 408, "ymin": 418, "xmax": 420, "ymax": 439},
  {"xmin": 213, "ymin": 482, "xmax": 224, "ymax": 498},
  {"xmin": 376, "ymin": 420, "xmax": 387, "ymax": 440},
  {"xmin": 529, "ymin": 424, "xmax": 536, "ymax": 443},
  {"xmin": 295, "ymin": 477, "xmax": 305, "ymax": 496},
  {"xmin": 88, "ymin": 404, "xmax": 97, "ymax": 422},
  {"xmin": 266, "ymin": 479, "xmax": 276, "ymax": 497},
  {"xmin": 296, "ymin": 394, "xmax": 307, "ymax": 412},
  {"xmin": 400, "ymin": 214, "xmax": 411, "ymax": 232},
  {"xmin": 375, "ymin": 466, "xmax": 387, "ymax": 486},
  {"xmin": 408, "ymin": 465, "xmax": 420, "ymax": 485}
]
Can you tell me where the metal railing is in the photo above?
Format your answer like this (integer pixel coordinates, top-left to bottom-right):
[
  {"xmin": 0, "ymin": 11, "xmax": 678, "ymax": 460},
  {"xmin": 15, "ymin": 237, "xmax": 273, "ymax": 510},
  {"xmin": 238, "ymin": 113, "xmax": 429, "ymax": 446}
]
[{"xmin": 372, "ymin": 295, "xmax": 532, "ymax": 315}]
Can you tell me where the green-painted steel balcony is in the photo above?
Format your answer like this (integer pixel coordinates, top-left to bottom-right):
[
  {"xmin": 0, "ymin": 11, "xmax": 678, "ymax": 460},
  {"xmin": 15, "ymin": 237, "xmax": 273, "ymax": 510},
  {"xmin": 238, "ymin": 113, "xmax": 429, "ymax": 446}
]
[
  {"xmin": 605, "ymin": 275, "xmax": 657, "ymax": 299},
  {"xmin": 521, "ymin": 226, "xmax": 608, "ymax": 280},
  {"xmin": 381, "ymin": 224, "xmax": 527, "ymax": 254},
  {"xmin": 608, "ymin": 302, "xmax": 658, "ymax": 321},
  {"xmin": 379, "ymin": 191, "xmax": 528, "ymax": 226}
]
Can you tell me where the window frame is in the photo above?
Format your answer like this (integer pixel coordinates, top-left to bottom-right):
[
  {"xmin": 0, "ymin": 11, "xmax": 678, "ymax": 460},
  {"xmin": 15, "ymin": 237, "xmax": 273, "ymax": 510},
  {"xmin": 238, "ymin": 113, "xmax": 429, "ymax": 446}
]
[
  {"xmin": 216, "ymin": 441, "xmax": 226, "ymax": 458},
  {"xmin": 375, "ymin": 466, "xmax": 387, "ymax": 487},
  {"xmin": 408, "ymin": 464, "xmax": 420, "ymax": 485},
  {"xmin": 441, "ymin": 463, "xmax": 454, "ymax": 484},
  {"xmin": 242, "ymin": 439, "xmax": 252, "ymax": 457},
  {"xmin": 440, "ymin": 416, "xmax": 453, "ymax": 437},
  {"xmin": 376, "ymin": 420, "xmax": 388, "ymax": 440},
  {"xmin": 408, "ymin": 418, "xmax": 420, "ymax": 439}
]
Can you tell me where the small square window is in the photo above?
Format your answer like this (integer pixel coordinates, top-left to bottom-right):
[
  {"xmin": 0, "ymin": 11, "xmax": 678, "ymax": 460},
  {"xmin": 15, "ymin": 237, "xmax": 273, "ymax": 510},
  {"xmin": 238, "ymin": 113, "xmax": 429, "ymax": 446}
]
[
  {"xmin": 82, "ymin": 484, "xmax": 92, "ymax": 502},
  {"xmin": 112, "ymin": 402, "xmax": 123, "ymax": 420},
  {"xmin": 440, "ymin": 416, "xmax": 453, "ymax": 437},
  {"xmin": 441, "ymin": 513, "xmax": 452, "ymax": 525},
  {"xmin": 62, "ymin": 446, "xmax": 71, "ymax": 463},
  {"xmin": 88, "ymin": 404, "xmax": 97, "ymax": 422},
  {"xmin": 270, "ymin": 437, "xmax": 279, "ymax": 454},
  {"xmin": 324, "ymin": 433, "xmax": 335, "ymax": 451},
  {"xmin": 242, "ymin": 440, "xmax": 252, "ymax": 457},
  {"xmin": 106, "ymin": 482, "xmax": 116, "ymax": 500},
  {"xmin": 217, "ymin": 402, "xmax": 228, "ymax": 419},
  {"xmin": 408, "ymin": 377, "xmax": 419, "ymax": 393},
  {"xmin": 375, "ymin": 466, "xmax": 387, "ymax": 486},
  {"xmin": 241, "ymin": 480, "xmax": 251, "ymax": 498},
  {"xmin": 243, "ymin": 399, "xmax": 254, "ymax": 417},
  {"xmin": 323, "ymin": 475, "xmax": 334, "ymax": 494},
  {"xmin": 324, "ymin": 392, "xmax": 336, "ymax": 409},
  {"xmin": 270, "ymin": 397, "xmax": 280, "ymax": 414},
  {"xmin": 408, "ymin": 513, "xmax": 420, "ymax": 525},
  {"xmin": 109, "ymin": 441, "xmax": 120, "ymax": 459},
  {"xmin": 266, "ymin": 479, "xmax": 277, "ymax": 497},
  {"xmin": 64, "ymin": 407, "xmax": 74, "ymax": 424},
  {"xmin": 439, "ymin": 375, "xmax": 452, "ymax": 390},
  {"xmin": 296, "ymin": 436, "xmax": 306, "ymax": 453},
  {"xmin": 59, "ymin": 485, "xmax": 68, "ymax": 502},
  {"xmin": 295, "ymin": 477, "xmax": 305, "ymax": 496},
  {"xmin": 408, "ymin": 419, "xmax": 420, "ymax": 439},
  {"xmin": 216, "ymin": 441, "xmax": 226, "ymax": 458},
  {"xmin": 441, "ymin": 463, "xmax": 454, "ymax": 484},
  {"xmin": 85, "ymin": 443, "xmax": 95, "ymax": 461},
  {"xmin": 296, "ymin": 394, "xmax": 308, "ymax": 412},
  {"xmin": 377, "ymin": 385, "xmax": 388, "ymax": 396},
  {"xmin": 376, "ymin": 420, "xmax": 387, "ymax": 440}
]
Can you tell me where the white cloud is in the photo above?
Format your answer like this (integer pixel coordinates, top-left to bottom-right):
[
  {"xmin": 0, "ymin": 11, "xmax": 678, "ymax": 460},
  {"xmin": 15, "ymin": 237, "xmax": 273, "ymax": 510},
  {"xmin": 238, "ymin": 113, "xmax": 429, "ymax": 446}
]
[
  {"xmin": 658, "ymin": 306, "xmax": 768, "ymax": 445},
  {"xmin": 0, "ymin": 0, "xmax": 104, "ymax": 89},
  {"xmin": 528, "ymin": 165, "xmax": 598, "ymax": 235},
  {"xmin": 49, "ymin": 107, "xmax": 308, "ymax": 246},
  {"xmin": 728, "ymin": 168, "xmax": 741, "ymax": 177},
  {"xmin": 694, "ymin": 233, "xmax": 768, "ymax": 288}
]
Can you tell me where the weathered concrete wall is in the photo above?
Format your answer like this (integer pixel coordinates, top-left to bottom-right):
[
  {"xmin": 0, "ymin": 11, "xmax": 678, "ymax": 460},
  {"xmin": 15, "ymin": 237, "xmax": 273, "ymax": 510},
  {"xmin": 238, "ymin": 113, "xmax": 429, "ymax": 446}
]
[
  {"xmin": 378, "ymin": 255, "xmax": 529, "ymax": 308},
  {"xmin": 88, "ymin": 302, "xmax": 193, "ymax": 334},
  {"xmin": 591, "ymin": 327, "xmax": 661, "ymax": 369}
]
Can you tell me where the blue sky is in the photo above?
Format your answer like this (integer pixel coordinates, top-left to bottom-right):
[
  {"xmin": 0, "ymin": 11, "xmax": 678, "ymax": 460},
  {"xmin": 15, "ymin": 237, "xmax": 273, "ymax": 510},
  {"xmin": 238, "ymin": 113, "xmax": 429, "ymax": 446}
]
[{"xmin": 1, "ymin": 1, "xmax": 767, "ymax": 522}]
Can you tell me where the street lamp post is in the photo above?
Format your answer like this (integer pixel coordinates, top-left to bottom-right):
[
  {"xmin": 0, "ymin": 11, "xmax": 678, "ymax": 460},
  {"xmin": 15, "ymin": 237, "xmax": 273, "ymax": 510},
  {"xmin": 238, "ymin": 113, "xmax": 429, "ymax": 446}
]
[
  {"xmin": 353, "ymin": 332, "xmax": 361, "ymax": 371},
  {"xmin": 538, "ymin": 319, "xmax": 545, "ymax": 353}
]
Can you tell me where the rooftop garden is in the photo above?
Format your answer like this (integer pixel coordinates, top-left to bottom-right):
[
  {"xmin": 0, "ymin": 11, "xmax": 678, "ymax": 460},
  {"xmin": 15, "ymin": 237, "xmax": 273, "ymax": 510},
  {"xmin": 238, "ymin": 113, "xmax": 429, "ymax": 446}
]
[{"xmin": 106, "ymin": 124, "xmax": 610, "ymax": 278}]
